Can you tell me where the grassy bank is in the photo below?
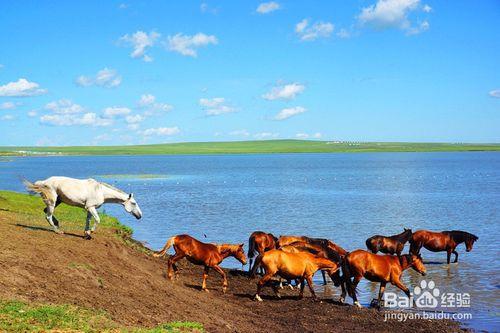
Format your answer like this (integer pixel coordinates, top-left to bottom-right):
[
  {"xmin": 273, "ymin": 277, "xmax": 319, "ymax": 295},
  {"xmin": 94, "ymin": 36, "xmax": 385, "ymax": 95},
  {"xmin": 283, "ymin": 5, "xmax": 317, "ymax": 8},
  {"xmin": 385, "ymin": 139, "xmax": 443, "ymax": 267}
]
[
  {"xmin": 1, "ymin": 139, "xmax": 500, "ymax": 156},
  {"xmin": 0, "ymin": 191, "xmax": 203, "ymax": 332}
]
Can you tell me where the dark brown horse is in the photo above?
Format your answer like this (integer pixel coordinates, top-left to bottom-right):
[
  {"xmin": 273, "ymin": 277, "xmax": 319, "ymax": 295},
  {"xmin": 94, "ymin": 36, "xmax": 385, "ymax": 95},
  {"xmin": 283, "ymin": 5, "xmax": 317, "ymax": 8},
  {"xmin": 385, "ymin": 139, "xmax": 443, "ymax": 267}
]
[
  {"xmin": 343, "ymin": 250, "xmax": 426, "ymax": 308},
  {"xmin": 365, "ymin": 228, "xmax": 412, "ymax": 257},
  {"xmin": 409, "ymin": 230, "xmax": 478, "ymax": 264},
  {"xmin": 154, "ymin": 234, "xmax": 247, "ymax": 293},
  {"xmin": 248, "ymin": 231, "xmax": 278, "ymax": 273}
]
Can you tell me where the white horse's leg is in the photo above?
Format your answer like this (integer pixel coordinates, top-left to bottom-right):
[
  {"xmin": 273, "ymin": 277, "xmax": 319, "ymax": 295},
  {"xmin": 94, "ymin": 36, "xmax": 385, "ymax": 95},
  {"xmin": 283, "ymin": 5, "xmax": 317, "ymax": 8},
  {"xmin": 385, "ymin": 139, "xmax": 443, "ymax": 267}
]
[
  {"xmin": 44, "ymin": 204, "xmax": 63, "ymax": 234},
  {"xmin": 84, "ymin": 211, "xmax": 92, "ymax": 236},
  {"xmin": 88, "ymin": 207, "xmax": 101, "ymax": 233}
]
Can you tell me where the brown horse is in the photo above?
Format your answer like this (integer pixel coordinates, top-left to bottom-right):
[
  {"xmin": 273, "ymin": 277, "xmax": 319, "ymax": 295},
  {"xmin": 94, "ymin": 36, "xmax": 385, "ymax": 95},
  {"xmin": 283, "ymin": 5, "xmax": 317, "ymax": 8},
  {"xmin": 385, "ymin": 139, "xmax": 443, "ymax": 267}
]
[
  {"xmin": 281, "ymin": 241, "xmax": 347, "ymax": 302},
  {"xmin": 409, "ymin": 230, "xmax": 478, "ymax": 264},
  {"xmin": 278, "ymin": 235, "xmax": 347, "ymax": 257},
  {"xmin": 250, "ymin": 249, "xmax": 339, "ymax": 301},
  {"xmin": 248, "ymin": 231, "xmax": 278, "ymax": 273},
  {"xmin": 153, "ymin": 234, "xmax": 247, "ymax": 293},
  {"xmin": 343, "ymin": 250, "xmax": 426, "ymax": 308},
  {"xmin": 365, "ymin": 228, "xmax": 412, "ymax": 257}
]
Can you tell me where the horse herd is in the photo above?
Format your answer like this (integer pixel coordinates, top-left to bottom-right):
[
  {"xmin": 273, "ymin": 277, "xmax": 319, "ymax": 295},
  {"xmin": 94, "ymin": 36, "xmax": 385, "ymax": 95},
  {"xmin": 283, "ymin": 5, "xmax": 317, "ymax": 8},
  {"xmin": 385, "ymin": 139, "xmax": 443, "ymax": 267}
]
[
  {"xmin": 24, "ymin": 176, "xmax": 478, "ymax": 308},
  {"xmin": 154, "ymin": 228, "xmax": 478, "ymax": 308}
]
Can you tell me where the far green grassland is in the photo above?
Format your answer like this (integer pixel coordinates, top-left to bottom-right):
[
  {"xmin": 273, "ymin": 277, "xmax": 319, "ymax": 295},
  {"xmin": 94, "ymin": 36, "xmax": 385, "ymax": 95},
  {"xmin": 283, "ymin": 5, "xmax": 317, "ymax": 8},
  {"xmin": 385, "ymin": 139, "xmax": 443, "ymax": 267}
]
[{"xmin": 1, "ymin": 140, "xmax": 499, "ymax": 156}]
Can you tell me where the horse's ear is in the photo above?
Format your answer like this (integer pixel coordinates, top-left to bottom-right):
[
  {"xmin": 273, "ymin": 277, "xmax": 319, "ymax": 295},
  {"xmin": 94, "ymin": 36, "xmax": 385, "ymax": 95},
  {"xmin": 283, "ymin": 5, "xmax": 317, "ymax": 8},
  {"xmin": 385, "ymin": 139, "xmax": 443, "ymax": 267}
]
[
  {"xmin": 128, "ymin": 193, "xmax": 132, "ymax": 199},
  {"xmin": 239, "ymin": 243, "xmax": 244, "ymax": 248}
]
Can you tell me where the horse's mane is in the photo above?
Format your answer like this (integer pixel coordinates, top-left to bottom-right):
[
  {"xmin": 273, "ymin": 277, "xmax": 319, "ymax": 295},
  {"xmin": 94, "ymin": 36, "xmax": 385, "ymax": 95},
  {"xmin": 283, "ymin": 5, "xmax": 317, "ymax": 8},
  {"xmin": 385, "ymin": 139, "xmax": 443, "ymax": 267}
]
[
  {"xmin": 99, "ymin": 181, "xmax": 128, "ymax": 195},
  {"xmin": 390, "ymin": 229, "xmax": 412, "ymax": 242},
  {"xmin": 443, "ymin": 230, "xmax": 478, "ymax": 243}
]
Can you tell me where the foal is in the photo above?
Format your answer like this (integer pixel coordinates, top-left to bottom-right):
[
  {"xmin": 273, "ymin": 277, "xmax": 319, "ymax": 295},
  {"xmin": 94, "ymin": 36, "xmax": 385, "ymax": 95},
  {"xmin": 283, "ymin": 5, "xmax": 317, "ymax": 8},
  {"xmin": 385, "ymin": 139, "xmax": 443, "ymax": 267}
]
[
  {"xmin": 250, "ymin": 249, "xmax": 339, "ymax": 301},
  {"xmin": 154, "ymin": 234, "xmax": 247, "ymax": 293},
  {"xmin": 365, "ymin": 228, "xmax": 412, "ymax": 257},
  {"xmin": 410, "ymin": 230, "xmax": 478, "ymax": 264},
  {"xmin": 247, "ymin": 231, "xmax": 278, "ymax": 273},
  {"xmin": 343, "ymin": 250, "xmax": 426, "ymax": 308}
]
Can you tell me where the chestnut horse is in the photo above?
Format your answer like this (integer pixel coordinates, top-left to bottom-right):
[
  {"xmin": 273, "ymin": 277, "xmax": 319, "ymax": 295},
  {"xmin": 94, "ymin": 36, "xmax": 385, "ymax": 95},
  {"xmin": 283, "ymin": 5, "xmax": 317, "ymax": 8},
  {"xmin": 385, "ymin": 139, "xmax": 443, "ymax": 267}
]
[
  {"xmin": 343, "ymin": 250, "xmax": 426, "ymax": 308},
  {"xmin": 250, "ymin": 249, "xmax": 339, "ymax": 301},
  {"xmin": 281, "ymin": 241, "xmax": 347, "ymax": 302},
  {"xmin": 153, "ymin": 234, "xmax": 247, "ymax": 293},
  {"xmin": 248, "ymin": 231, "xmax": 278, "ymax": 273},
  {"xmin": 409, "ymin": 230, "xmax": 478, "ymax": 264},
  {"xmin": 365, "ymin": 228, "xmax": 412, "ymax": 257}
]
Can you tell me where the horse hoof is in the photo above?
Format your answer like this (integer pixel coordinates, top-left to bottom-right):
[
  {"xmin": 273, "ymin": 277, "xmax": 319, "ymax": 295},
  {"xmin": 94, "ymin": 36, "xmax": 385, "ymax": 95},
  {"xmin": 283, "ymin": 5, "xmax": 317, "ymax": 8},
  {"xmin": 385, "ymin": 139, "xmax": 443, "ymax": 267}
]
[
  {"xmin": 339, "ymin": 297, "xmax": 345, "ymax": 304},
  {"xmin": 354, "ymin": 301, "xmax": 362, "ymax": 308},
  {"xmin": 55, "ymin": 230, "xmax": 64, "ymax": 235},
  {"xmin": 288, "ymin": 285, "xmax": 295, "ymax": 290},
  {"xmin": 202, "ymin": 288, "xmax": 210, "ymax": 293},
  {"xmin": 254, "ymin": 294, "xmax": 263, "ymax": 302},
  {"xmin": 83, "ymin": 234, "xmax": 92, "ymax": 240}
]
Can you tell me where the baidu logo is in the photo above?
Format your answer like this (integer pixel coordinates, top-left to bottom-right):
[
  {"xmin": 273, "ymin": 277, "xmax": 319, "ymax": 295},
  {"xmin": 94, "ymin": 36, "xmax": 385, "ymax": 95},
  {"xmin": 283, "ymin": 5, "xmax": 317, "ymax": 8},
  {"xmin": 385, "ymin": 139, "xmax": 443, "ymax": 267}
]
[{"xmin": 414, "ymin": 280, "xmax": 440, "ymax": 308}]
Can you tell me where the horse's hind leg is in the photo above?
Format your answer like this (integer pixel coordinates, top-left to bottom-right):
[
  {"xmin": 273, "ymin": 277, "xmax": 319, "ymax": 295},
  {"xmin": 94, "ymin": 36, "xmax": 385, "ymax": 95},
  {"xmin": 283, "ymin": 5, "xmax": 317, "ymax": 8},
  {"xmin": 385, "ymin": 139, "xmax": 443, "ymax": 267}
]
[
  {"xmin": 43, "ymin": 201, "xmax": 63, "ymax": 234},
  {"xmin": 321, "ymin": 270, "xmax": 328, "ymax": 285},
  {"xmin": 446, "ymin": 249, "xmax": 452, "ymax": 264},
  {"xmin": 202, "ymin": 266, "xmax": 210, "ymax": 292},
  {"xmin": 167, "ymin": 253, "xmax": 184, "ymax": 280},
  {"xmin": 254, "ymin": 272, "xmax": 274, "ymax": 301}
]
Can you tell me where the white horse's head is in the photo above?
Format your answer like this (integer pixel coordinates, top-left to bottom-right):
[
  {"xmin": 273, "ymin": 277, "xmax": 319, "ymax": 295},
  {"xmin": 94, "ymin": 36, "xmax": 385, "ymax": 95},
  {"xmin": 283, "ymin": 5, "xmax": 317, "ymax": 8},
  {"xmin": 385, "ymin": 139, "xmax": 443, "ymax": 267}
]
[{"xmin": 124, "ymin": 193, "xmax": 142, "ymax": 219}]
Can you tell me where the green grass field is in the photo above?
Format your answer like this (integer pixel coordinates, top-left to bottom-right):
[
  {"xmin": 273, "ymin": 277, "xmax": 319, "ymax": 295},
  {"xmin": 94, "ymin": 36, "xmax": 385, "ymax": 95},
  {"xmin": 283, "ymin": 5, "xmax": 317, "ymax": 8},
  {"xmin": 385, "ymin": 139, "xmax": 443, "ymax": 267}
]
[{"xmin": 1, "ymin": 140, "xmax": 499, "ymax": 156}]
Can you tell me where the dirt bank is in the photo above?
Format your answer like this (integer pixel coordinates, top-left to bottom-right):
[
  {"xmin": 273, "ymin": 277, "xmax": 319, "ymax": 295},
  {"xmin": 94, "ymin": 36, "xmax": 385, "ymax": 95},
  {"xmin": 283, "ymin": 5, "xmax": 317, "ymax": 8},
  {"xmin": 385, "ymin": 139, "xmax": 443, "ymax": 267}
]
[{"xmin": 0, "ymin": 192, "xmax": 463, "ymax": 332}]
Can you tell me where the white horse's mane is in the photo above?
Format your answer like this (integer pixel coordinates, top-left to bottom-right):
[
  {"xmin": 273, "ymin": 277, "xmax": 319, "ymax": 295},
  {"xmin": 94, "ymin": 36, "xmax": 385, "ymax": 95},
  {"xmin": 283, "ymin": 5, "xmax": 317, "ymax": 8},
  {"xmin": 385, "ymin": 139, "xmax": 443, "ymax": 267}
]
[{"xmin": 99, "ymin": 181, "xmax": 128, "ymax": 195}]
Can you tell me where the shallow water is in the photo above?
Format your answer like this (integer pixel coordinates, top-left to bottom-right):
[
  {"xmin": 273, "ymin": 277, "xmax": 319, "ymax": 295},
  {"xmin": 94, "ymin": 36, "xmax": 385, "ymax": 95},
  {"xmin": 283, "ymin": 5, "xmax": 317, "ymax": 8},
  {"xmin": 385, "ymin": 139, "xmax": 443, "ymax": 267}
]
[{"xmin": 0, "ymin": 152, "xmax": 498, "ymax": 331}]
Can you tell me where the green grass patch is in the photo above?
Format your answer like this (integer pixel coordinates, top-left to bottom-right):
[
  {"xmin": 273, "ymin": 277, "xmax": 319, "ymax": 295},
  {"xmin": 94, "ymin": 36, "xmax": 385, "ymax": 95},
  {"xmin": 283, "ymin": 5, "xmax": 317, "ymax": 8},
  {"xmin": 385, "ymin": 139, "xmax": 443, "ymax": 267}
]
[
  {"xmin": 1, "ymin": 139, "xmax": 499, "ymax": 156},
  {"xmin": 0, "ymin": 300, "xmax": 203, "ymax": 332},
  {"xmin": 0, "ymin": 190, "xmax": 132, "ymax": 236}
]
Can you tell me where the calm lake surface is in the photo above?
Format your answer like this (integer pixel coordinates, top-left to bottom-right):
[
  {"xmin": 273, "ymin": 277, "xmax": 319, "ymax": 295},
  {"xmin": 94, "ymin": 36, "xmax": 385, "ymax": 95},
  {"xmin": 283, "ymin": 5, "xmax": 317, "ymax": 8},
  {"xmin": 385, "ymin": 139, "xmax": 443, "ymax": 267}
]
[{"xmin": 1, "ymin": 152, "xmax": 498, "ymax": 331}]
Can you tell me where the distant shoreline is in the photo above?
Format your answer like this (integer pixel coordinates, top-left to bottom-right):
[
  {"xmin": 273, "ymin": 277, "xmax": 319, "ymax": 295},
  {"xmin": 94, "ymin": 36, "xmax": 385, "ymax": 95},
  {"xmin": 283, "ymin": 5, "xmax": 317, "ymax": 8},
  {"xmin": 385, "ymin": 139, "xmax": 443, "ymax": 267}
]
[{"xmin": 1, "ymin": 139, "xmax": 499, "ymax": 156}]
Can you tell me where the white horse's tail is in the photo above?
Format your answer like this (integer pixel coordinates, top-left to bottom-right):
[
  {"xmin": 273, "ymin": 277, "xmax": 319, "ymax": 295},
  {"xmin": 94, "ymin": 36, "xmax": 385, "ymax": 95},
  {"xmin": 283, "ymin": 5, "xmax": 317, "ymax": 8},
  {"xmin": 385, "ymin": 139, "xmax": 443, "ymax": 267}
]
[
  {"xmin": 23, "ymin": 179, "xmax": 56, "ymax": 203},
  {"xmin": 153, "ymin": 236, "xmax": 176, "ymax": 257}
]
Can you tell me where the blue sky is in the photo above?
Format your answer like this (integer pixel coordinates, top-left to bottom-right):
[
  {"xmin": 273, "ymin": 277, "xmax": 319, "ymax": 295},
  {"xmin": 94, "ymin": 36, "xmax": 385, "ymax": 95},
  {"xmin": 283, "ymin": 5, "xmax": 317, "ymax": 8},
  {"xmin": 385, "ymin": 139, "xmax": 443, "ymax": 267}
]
[{"xmin": 0, "ymin": 0, "xmax": 499, "ymax": 146}]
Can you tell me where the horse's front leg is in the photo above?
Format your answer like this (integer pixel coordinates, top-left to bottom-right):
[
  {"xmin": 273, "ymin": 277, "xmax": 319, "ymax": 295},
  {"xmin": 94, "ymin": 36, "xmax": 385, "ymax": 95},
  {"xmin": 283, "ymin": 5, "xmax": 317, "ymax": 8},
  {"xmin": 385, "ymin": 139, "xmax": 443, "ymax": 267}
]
[
  {"xmin": 375, "ymin": 281, "xmax": 387, "ymax": 308},
  {"xmin": 452, "ymin": 249, "xmax": 459, "ymax": 263},
  {"xmin": 392, "ymin": 278, "xmax": 412, "ymax": 306},
  {"xmin": 212, "ymin": 265, "xmax": 228, "ymax": 293},
  {"xmin": 84, "ymin": 212, "xmax": 92, "ymax": 239},
  {"xmin": 87, "ymin": 207, "xmax": 101, "ymax": 235}
]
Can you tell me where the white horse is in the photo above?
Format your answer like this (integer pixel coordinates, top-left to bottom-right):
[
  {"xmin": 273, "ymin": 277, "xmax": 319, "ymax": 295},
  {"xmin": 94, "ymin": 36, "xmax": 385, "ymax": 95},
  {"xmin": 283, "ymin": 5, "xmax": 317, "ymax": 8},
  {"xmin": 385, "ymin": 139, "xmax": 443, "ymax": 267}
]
[{"xmin": 24, "ymin": 176, "xmax": 142, "ymax": 239}]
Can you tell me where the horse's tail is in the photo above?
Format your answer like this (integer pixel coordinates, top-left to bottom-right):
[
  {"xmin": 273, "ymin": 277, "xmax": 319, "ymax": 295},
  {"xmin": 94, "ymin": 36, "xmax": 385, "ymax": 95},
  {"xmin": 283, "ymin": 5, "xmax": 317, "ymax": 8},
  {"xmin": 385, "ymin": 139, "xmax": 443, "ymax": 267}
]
[
  {"xmin": 249, "ymin": 253, "xmax": 264, "ymax": 279},
  {"xmin": 247, "ymin": 236, "xmax": 256, "ymax": 259},
  {"xmin": 23, "ymin": 179, "xmax": 55, "ymax": 203},
  {"xmin": 153, "ymin": 236, "xmax": 175, "ymax": 258},
  {"xmin": 341, "ymin": 257, "xmax": 357, "ymax": 298}
]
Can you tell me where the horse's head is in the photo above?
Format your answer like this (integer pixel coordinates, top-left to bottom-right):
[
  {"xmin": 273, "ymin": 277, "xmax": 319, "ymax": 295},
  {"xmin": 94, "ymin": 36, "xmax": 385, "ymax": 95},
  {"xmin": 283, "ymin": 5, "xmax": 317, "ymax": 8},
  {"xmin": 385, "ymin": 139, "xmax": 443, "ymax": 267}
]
[
  {"xmin": 408, "ymin": 254, "xmax": 426, "ymax": 276},
  {"xmin": 231, "ymin": 244, "xmax": 247, "ymax": 265},
  {"xmin": 465, "ymin": 234, "xmax": 478, "ymax": 252},
  {"xmin": 124, "ymin": 193, "xmax": 142, "ymax": 219}
]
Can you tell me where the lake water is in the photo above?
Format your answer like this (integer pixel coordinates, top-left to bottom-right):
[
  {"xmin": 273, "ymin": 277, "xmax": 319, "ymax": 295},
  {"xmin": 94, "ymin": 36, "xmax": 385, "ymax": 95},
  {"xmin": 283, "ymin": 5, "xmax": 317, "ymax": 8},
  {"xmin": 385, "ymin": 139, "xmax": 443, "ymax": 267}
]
[{"xmin": 0, "ymin": 152, "xmax": 498, "ymax": 331}]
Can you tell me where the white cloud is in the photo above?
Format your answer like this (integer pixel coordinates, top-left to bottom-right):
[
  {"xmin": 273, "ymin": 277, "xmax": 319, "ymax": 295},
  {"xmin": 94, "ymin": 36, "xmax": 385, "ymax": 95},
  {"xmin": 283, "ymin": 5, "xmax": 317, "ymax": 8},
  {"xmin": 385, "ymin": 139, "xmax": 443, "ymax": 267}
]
[
  {"xmin": 0, "ymin": 101, "xmax": 19, "ymax": 110},
  {"xmin": 229, "ymin": 129, "xmax": 250, "ymax": 137},
  {"xmin": 489, "ymin": 89, "xmax": 500, "ymax": 98},
  {"xmin": 254, "ymin": 132, "xmax": 279, "ymax": 139},
  {"xmin": 199, "ymin": 97, "xmax": 236, "ymax": 116},
  {"xmin": 167, "ymin": 33, "xmax": 218, "ymax": 57},
  {"xmin": 103, "ymin": 107, "xmax": 131, "ymax": 118},
  {"xmin": 295, "ymin": 19, "xmax": 334, "ymax": 41},
  {"xmin": 257, "ymin": 2, "xmax": 280, "ymax": 14},
  {"xmin": 40, "ymin": 113, "xmax": 112, "ymax": 127},
  {"xmin": 358, "ymin": 0, "xmax": 431, "ymax": 34},
  {"xmin": 118, "ymin": 3, "xmax": 128, "ymax": 9},
  {"xmin": 0, "ymin": 78, "xmax": 47, "ymax": 97},
  {"xmin": 120, "ymin": 30, "xmax": 160, "ymax": 61},
  {"xmin": 263, "ymin": 83, "xmax": 305, "ymax": 100},
  {"xmin": 137, "ymin": 94, "xmax": 173, "ymax": 113},
  {"xmin": 200, "ymin": 3, "xmax": 217, "ymax": 14},
  {"xmin": 141, "ymin": 127, "xmax": 180, "ymax": 136},
  {"xmin": 125, "ymin": 114, "xmax": 144, "ymax": 124},
  {"xmin": 45, "ymin": 99, "xmax": 85, "ymax": 114},
  {"xmin": 76, "ymin": 68, "xmax": 122, "ymax": 88},
  {"xmin": 27, "ymin": 111, "xmax": 37, "ymax": 117},
  {"xmin": 296, "ymin": 132, "xmax": 322, "ymax": 139},
  {"xmin": 274, "ymin": 106, "xmax": 307, "ymax": 120},
  {"xmin": 1, "ymin": 114, "xmax": 14, "ymax": 121},
  {"xmin": 336, "ymin": 28, "xmax": 351, "ymax": 39}
]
